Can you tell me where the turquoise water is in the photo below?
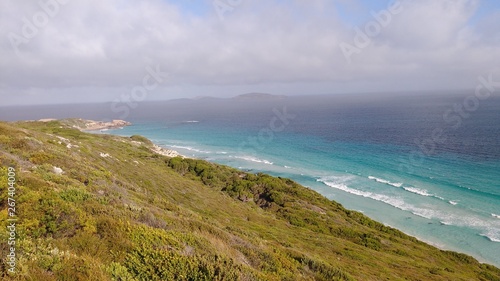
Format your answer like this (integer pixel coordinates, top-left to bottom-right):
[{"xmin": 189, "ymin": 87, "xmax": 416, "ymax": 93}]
[{"xmin": 105, "ymin": 94, "xmax": 500, "ymax": 266}]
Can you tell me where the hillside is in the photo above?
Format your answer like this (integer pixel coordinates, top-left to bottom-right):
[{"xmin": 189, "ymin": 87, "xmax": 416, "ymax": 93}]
[{"xmin": 0, "ymin": 120, "xmax": 499, "ymax": 280}]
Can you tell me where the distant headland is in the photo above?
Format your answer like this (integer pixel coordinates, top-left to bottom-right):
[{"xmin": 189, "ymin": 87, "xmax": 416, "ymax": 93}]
[{"xmin": 232, "ymin": 93, "xmax": 287, "ymax": 99}]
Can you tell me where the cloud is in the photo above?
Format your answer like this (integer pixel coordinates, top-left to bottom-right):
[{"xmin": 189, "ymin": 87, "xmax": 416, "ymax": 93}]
[
  {"xmin": 379, "ymin": 0, "xmax": 479, "ymax": 49},
  {"xmin": 0, "ymin": 0, "xmax": 499, "ymax": 105}
]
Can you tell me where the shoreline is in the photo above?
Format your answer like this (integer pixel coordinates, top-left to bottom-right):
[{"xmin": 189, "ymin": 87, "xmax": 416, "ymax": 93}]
[
  {"xmin": 27, "ymin": 119, "xmax": 497, "ymax": 268},
  {"xmin": 87, "ymin": 123, "xmax": 186, "ymax": 159},
  {"xmin": 3, "ymin": 120, "xmax": 499, "ymax": 278},
  {"xmin": 37, "ymin": 118, "xmax": 185, "ymax": 159},
  {"xmin": 106, "ymin": 130, "xmax": 500, "ymax": 267},
  {"xmin": 157, "ymin": 143, "xmax": 499, "ymax": 267},
  {"xmin": 3, "ymin": 119, "xmax": 499, "ymax": 271}
]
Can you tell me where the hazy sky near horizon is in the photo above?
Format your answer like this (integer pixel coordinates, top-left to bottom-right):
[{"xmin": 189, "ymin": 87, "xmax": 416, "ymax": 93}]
[{"xmin": 1, "ymin": 0, "xmax": 500, "ymax": 105}]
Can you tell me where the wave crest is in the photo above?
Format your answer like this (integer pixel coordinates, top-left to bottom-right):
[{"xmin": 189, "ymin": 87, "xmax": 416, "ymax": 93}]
[
  {"xmin": 234, "ymin": 156, "xmax": 274, "ymax": 165},
  {"xmin": 368, "ymin": 176, "xmax": 402, "ymax": 188}
]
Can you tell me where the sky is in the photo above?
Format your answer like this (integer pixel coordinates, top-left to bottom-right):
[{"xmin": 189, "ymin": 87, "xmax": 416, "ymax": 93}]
[{"xmin": 1, "ymin": 0, "xmax": 500, "ymax": 105}]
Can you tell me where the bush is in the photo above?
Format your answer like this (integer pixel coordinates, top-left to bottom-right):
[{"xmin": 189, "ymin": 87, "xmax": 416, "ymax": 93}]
[
  {"xmin": 30, "ymin": 151, "xmax": 54, "ymax": 164},
  {"xmin": 60, "ymin": 189, "xmax": 91, "ymax": 203},
  {"xmin": 107, "ymin": 262, "xmax": 137, "ymax": 281},
  {"xmin": 125, "ymin": 249, "xmax": 241, "ymax": 281},
  {"xmin": 130, "ymin": 135, "xmax": 153, "ymax": 145}
]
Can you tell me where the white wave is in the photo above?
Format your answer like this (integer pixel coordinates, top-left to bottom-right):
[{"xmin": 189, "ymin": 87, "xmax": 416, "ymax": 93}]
[
  {"xmin": 316, "ymin": 177, "xmax": 500, "ymax": 242},
  {"xmin": 318, "ymin": 176, "xmax": 500, "ymax": 241},
  {"xmin": 403, "ymin": 187, "xmax": 432, "ymax": 197},
  {"xmin": 235, "ymin": 156, "xmax": 274, "ymax": 165},
  {"xmin": 480, "ymin": 232, "xmax": 500, "ymax": 243},
  {"xmin": 183, "ymin": 120, "xmax": 199, "ymax": 123},
  {"xmin": 318, "ymin": 177, "xmax": 406, "ymax": 210},
  {"xmin": 170, "ymin": 145, "xmax": 211, "ymax": 154},
  {"xmin": 481, "ymin": 235, "xmax": 500, "ymax": 243},
  {"xmin": 409, "ymin": 209, "xmax": 437, "ymax": 220},
  {"xmin": 171, "ymin": 145, "xmax": 196, "ymax": 150},
  {"xmin": 435, "ymin": 214, "xmax": 500, "ymax": 243},
  {"xmin": 403, "ymin": 186, "xmax": 445, "ymax": 201},
  {"xmin": 284, "ymin": 165, "xmax": 292, "ymax": 169},
  {"xmin": 448, "ymin": 200, "xmax": 458, "ymax": 206},
  {"xmin": 368, "ymin": 176, "xmax": 402, "ymax": 188},
  {"xmin": 322, "ymin": 179, "xmax": 436, "ymax": 222}
]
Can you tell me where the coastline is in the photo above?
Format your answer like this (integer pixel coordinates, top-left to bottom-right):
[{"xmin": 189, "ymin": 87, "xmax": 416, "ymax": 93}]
[
  {"xmin": 22, "ymin": 119, "xmax": 499, "ymax": 268},
  {"xmin": 103, "ymin": 123, "xmax": 500, "ymax": 268},
  {"xmin": 1, "ymin": 119, "xmax": 499, "ymax": 279},
  {"xmin": 37, "ymin": 118, "xmax": 185, "ymax": 159},
  {"xmin": 149, "ymin": 143, "xmax": 183, "ymax": 158},
  {"xmin": 82, "ymin": 120, "xmax": 185, "ymax": 159},
  {"xmin": 163, "ymin": 144, "xmax": 499, "ymax": 266}
]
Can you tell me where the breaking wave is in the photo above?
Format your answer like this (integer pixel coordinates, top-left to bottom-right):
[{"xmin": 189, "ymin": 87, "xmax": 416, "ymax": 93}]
[
  {"xmin": 318, "ymin": 175, "xmax": 500, "ymax": 243},
  {"xmin": 368, "ymin": 176, "xmax": 402, "ymax": 188},
  {"xmin": 234, "ymin": 156, "xmax": 274, "ymax": 165}
]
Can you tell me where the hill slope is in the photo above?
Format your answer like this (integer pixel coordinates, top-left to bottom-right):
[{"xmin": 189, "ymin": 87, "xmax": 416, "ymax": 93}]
[{"xmin": 0, "ymin": 120, "xmax": 499, "ymax": 280}]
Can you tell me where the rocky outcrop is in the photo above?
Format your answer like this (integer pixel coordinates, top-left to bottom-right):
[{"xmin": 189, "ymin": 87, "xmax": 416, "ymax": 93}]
[
  {"xmin": 151, "ymin": 144, "xmax": 181, "ymax": 158},
  {"xmin": 78, "ymin": 119, "xmax": 131, "ymax": 131}
]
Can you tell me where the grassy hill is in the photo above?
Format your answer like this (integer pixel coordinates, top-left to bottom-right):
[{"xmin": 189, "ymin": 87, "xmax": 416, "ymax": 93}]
[{"xmin": 0, "ymin": 120, "xmax": 499, "ymax": 280}]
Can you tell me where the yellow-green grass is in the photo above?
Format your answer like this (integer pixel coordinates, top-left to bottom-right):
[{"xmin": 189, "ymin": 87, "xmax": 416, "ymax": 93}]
[{"xmin": 0, "ymin": 120, "xmax": 498, "ymax": 280}]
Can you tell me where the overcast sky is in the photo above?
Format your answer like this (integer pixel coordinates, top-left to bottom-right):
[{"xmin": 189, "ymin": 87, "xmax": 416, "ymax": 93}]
[{"xmin": 1, "ymin": 0, "xmax": 500, "ymax": 105}]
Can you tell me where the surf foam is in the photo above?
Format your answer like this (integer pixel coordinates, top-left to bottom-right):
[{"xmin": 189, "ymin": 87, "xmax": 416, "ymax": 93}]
[{"xmin": 368, "ymin": 176, "xmax": 402, "ymax": 187}]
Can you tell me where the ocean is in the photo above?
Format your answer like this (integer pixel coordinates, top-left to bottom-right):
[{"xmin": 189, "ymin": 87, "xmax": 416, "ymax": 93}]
[{"xmin": 2, "ymin": 92, "xmax": 499, "ymax": 266}]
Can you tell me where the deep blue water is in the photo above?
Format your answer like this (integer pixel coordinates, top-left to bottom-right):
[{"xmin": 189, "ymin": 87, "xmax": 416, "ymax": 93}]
[{"xmin": 2, "ymin": 93, "xmax": 499, "ymax": 266}]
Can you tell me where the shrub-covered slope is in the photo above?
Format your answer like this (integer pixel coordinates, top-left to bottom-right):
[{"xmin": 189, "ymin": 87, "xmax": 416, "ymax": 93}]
[{"xmin": 0, "ymin": 120, "xmax": 499, "ymax": 280}]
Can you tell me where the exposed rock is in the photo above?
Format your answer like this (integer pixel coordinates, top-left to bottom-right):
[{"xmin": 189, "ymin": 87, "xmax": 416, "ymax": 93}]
[
  {"xmin": 53, "ymin": 166, "xmax": 64, "ymax": 175},
  {"xmin": 58, "ymin": 118, "xmax": 132, "ymax": 131},
  {"xmin": 54, "ymin": 135, "xmax": 79, "ymax": 149},
  {"xmin": 150, "ymin": 144, "xmax": 181, "ymax": 158},
  {"xmin": 80, "ymin": 119, "xmax": 131, "ymax": 131}
]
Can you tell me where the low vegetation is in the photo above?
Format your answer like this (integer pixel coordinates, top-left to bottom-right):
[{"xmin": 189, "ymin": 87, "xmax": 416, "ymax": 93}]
[{"xmin": 0, "ymin": 120, "xmax": 499, "ymax": 280}]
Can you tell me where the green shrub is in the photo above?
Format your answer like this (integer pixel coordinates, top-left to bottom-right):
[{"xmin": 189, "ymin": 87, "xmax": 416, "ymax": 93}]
[
  {"xmin": 107, "ymin": 262, "xmax": 137, "ymax": 281},
  {"xmin": 30, "ymin": 151, "xmax": 54, "ymax": 164},
  {"xmin": 60, "ymin": 189, "xmax": 91, "ymax": 203},
  {"xmin": 125, "ymin": 249, "xmax": 241, "ymax": 281},
  {"xmin": 130, "ymin": 135, "xmax": 152, "ymax": 145}
]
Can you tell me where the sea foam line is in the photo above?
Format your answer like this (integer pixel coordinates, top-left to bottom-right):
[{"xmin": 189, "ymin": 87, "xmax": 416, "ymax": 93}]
[
  {"xmin": 318, "ymin": 176, "xmax": 407, "ymax": 211},
  {"xmin": 170, "ymin": 145, "xmax": 211, "ymax": 154},
  {"xmin": 480, "ymin": 230, "xmax": 500, "ymax": 243},
  {"xmin": 402, "ymin": 186, "xmax": 446, "ymax": 201},
  {"xmin": 368, "ymin": 176, "xmax": 402, "ymax": 188},
  {"xmin": 318, "ymin": 176, "xmax": 500, "ymax": 242},
  {"xmin": 233, "ymin": 156, "xmax": 274, "ymax": 165},
  {"xmin": 319, "ymin": 177, "xmax": 436, "ymax": 220},
  {"xmin": 403, "ymin": 187, "xmax": 432, "ymax": 197}
]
